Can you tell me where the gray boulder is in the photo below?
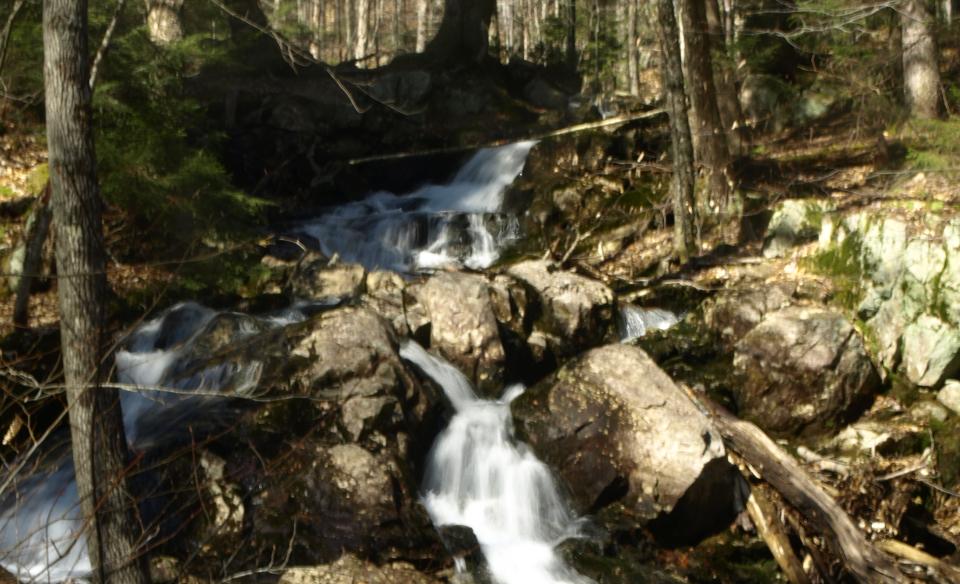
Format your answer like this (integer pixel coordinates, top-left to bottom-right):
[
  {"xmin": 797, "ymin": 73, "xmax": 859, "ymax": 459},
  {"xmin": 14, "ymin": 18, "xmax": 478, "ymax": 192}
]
[
  {"xmin": 763, "ymin": 199, "xmax": 832, "ymax": 258},
  {"xmin": 290, "ymin": 256, "xmax": 367, "ymax": 302},
  {"xmin": 733, "ymin": 306, "xmax": 881, "ymax": 435},
  {"xmin": 506, "ymin": 260, "xmax": 616, "ymax": 358},
  {"xmin": 512, "ymin": 344, "xmax": 726, "ymax": 523},
  {"xmin": 409, "ymin": 272, "xmax": 505, "ymax": 396}
]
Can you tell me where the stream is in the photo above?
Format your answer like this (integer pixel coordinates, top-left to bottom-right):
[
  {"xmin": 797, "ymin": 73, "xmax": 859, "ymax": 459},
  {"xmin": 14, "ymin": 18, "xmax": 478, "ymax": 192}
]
[{"xmin": 0, "ymin": 141, "xmax": 672, "ymax": 583}]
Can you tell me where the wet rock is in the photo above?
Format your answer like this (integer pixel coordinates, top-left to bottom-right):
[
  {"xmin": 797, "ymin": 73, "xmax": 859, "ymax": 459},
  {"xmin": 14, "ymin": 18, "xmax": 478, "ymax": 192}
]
[
  {"xmin": 290, "ymin": 256, "xmax": 366, "ymax": 302},
  {"xmin": 902, "ymin": 315, "xmax": 960, "ymax": 388},
  {"xmin": 938, "ymin": 380, "xmax": 960, "ymax": 416},
  {"xmin": 763, "ymin": 198, "xmax": 832, "ymax": 258},
  {"xmin": 701, "ymin": 283, "xmax": 795, "ymax": 347},
  {"xmin": 733, "ymin": 306, "xmax": 881, "ymax": 435},
  {"xmin": 410, "ymin": 272, "xmax": 506, "ymax": 397},
  {"xmin": 278, "ymin": 554, "xmax": 442, "ymax": 584},
  {"xmin": 506, "ymin": 260, "xmax": 616, "ymax": 358},
  {"xmin": 512, "ymin": 344, "xmax": 727, "ymax": 525}
]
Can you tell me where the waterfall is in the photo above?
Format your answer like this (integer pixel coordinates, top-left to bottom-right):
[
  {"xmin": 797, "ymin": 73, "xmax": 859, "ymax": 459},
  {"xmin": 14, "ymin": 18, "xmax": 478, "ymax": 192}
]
[
  {"xmin": 400, "ymin": 341, "xmax": 593, "ymax": 584},
  {"xmin": 297, "ymin": 141, "xmax": 535, "ymax": 272},
  {"xmin": 618, "ymin": 305, "xmax": 680, "ymax": 342},
  {"xmin": 0, "ymin": 302, "xmax": 310, "ymax": 582}
]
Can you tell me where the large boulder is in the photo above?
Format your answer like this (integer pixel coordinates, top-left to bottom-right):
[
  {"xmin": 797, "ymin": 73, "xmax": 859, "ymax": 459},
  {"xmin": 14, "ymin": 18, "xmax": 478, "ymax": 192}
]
[
  {"xmin": 763, "ymin": 198, "xmax": 832, "ymax": 258},
  {"xmin": 733, "ymin": 306, "xmax": 881, "ymax": 435},
  {"xmin": 512, "ymin": 344, "xmax": 727, "ymax": 526},
  {"xmin": 506, "ymin": 260, "xmax": 616, "ymax": 359},
  {"xmin": 289, "ymin": 256, "xmax": 367, "ymax": 302},
  {"xmin": 702, "ymin": 283, "xmax": 796, "ymax": 347},
  {"xmin": 408, "ymin": 272, "xmax": 506, "ymax": 396}
]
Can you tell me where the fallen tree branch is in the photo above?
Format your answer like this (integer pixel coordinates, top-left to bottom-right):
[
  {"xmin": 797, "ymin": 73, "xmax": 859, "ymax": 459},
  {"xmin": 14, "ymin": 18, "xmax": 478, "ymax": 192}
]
[
  {"xmin": 746, "ymin": 486, "xmax": 811, "ymax": 584},
  {"xmin": 681, "ymin": 388, "xmax": 908, "ymax": 583},
  {"xmin": 347, "ymin": 109, "xmax": 667, "ymax": 165}
]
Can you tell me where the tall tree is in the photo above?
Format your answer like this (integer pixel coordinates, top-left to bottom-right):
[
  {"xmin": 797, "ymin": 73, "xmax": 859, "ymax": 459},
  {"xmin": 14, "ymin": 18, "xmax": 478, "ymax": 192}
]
[
  {"xmin": 680, "ymin": 0, "xmax": 730, "ymax": 231},
  {"xmin": 902, "ymin": 0, "xmax": 941, "ymax": 118},
  {"xmin": 705, "ymin": 0, "xmax": 745, "ymax": 154},
  {"xmin": 415, "ymin": 0, "xmax": 428, "ymax": 51},
  {"xmin": 627, "ymin": 0, "xmax": 640, "ymax": 95},
  {"xmin": 425, "ymin": 0, "xmax": 495, "ymax": 63},
  {"xmin": 355, "ymin": 0, "xmax": 370, "ymax": 60},
  {"xmin": 42, "ymin": 0, "xmax": 149, "ymax": 581},
  {"xmin": 566, "ymin": 0, "xmax": 576, "ymax": 66},
  {"xmin": 655, "ymin": 0, "xmax": 697, "ymax": 262}
]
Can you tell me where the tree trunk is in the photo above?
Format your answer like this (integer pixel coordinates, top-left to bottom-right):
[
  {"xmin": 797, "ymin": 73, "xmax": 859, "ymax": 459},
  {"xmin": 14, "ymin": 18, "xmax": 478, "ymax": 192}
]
[
  {"xmin": 655, "ymin": 0, "xmax": 697, "ymax": 263},
  {"xmin": 354, "ymin": 0, "xmax": 369, "ymax": 61},
  {"xmin": 902, "ymin": 0, "xmax": 941, "ymax": 118},
  {"xmin": 415, "ymin": 0, "xmax": 428, "ymax": 51},
  {"xmin": 680, "ymin": 0, "xmax": 730, "ymax": 230},
  {"xmin": 705, "ymin": 0, "xmax": 745, "ymax": 154},
  {"xmin": 12, "ymin": 188, "xmax": 52, "ymax": 328},
  {"xmin": 42, "ymin": 0, "xmax": 149, "ymax": 581},
  {"xmin": 146, "ymin": 0, "xmax": 183, "ymax": 45},
  {"xmin": 424, "ymin": 0, "xmax": 495, "ymax": 63},
  {"xmin": 627, "ymin": 0, "xmax": 639, "ymax": 95},
  {"xmin": 565, "ymin": 0, "xmax": 576, "ymax": 67}
]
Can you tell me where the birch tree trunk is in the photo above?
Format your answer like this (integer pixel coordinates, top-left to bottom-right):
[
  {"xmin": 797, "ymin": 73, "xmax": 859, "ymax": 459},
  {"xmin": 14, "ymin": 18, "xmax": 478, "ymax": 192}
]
[
  {"xmin": 415, "ymin": 0, "xmax": 428, "ymax": 51},
  {"xmin": 42, "ymin": 0, "xmax": 149, "ymax": 580},
  {"xmin": 354, "ymin": 0, "xmax": 369, "ymax": 61},
  {"xmin": 902, "ymin": 0, "xmax": 941, "ymax": 118},
  {"xmin": 655, "ymin": 0, "xmax": 697, "ymax": 262}
]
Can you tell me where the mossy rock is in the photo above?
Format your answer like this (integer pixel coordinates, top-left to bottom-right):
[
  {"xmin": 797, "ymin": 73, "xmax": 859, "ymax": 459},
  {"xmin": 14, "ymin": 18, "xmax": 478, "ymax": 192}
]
[{"xmin": 933, "ymin": 416, "xmax": 960, "ymax": 489}]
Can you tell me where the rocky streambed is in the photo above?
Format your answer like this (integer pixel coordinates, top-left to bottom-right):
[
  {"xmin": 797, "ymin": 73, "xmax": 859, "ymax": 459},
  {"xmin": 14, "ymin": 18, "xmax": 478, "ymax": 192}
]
[{"xmin": 2, "ymin": 135, "xmax": 960, "ymax": 584}]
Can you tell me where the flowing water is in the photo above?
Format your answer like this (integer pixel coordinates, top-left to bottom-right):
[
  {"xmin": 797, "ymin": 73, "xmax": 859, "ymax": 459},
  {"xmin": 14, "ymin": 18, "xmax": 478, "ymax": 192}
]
[
  {"xmin": 0, "ymin": 302, "xmax": 310, "ymax": 581},
  {"xmin": 0, "ymin": 142, "xmax": 539, "ymax": 581},
  {"xmin": 618, "ymin": 305, "xmax": 680, "ymax": 342},
  {"xmin": 296, "ymin": 141, "xmax": 535, "ymax": 272},
  {"xmin": 400, "ymin": 341, "xmax": 593, "ymax": 584}
]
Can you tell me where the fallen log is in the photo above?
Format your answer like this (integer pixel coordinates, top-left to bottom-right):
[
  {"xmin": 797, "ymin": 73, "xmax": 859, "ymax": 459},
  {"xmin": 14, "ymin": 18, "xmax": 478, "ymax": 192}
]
[
  {"xmin": 746, "ymin": 486, "xmax": 811, "ymax": 584},
  {"xmin": 682, "ymin": 388, "xmax": 909, "ymax": 583}
]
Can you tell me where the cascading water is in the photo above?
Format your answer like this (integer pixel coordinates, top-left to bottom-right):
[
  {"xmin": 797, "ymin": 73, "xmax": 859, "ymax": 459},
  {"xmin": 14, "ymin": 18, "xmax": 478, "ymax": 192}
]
[
  {"xmin": 296, "ymin": 141, "xmax": 535, "ymax": 272},
  {"xmin": 400, "ymin": 341, "xmax": 594, "ymax": 584},
  {"xmin": 618, "ymin": 305, "xmax": 680, "ymax": 342},
  {"xmin": 0, "ymin": 302, "xmax": 309, "ymax": 581}
]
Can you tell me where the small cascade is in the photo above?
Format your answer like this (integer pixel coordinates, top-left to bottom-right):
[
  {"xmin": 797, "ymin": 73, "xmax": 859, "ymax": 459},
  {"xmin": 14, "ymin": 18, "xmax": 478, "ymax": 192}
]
[
  {"xmin": 618, "ymin": 305, "xmax": 680, "ymax": 342},
  {"xmin": 0, "ymin": 302, "xmax": 310, "ymax": 582},
  {"xmin": 400, "ymin": 341, "xmax": 593, "ymax": 584},
  {"xmin": 297, "ymin": 141, "xmax": 535, "ymax": 272}
]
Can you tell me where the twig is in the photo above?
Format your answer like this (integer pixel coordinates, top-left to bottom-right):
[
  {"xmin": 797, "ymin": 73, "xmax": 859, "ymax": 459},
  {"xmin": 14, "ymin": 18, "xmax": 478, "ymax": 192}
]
[{"xmin": 89, "ymin": 0, "xmax": 127, "ymax": 90}]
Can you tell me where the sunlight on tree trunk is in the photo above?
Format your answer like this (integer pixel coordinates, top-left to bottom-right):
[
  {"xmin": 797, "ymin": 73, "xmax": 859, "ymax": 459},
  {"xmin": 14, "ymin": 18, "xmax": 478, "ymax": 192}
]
[
  {"xmin": 42, "ymin": 0, "xmax": 150, "ymax": 580},
  {"xmin": 902, "ymin": 0, "xmax": 941, "ymax": 119},
  {"xmin": 655, "ymin": 0, "xmax": 697, "ymax": 262},
  {"xmin": 147, "ymin": 0, "xmax": 183, "ymax": 45}
]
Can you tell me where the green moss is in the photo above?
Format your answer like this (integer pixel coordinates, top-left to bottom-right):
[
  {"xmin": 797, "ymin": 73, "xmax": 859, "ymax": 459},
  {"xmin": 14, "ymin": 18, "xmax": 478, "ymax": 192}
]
[
  {"xmin": 25, "ymin": 164, "xmax": 48, "ymax": 195},
  {"xmin": 896, "ymin": 119, "xmax": 960, "ymax": 176},
  {"xmin": 803, "ymin": 232, "xmax": 865, "ymax": 312}
]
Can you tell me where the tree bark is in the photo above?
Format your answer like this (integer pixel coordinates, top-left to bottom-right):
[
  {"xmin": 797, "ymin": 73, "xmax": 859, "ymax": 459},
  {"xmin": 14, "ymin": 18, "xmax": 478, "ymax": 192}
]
[
  {"xmin": 424, "ymin": 0, "xmax": 495, "ymax": 63},
  {"xmin": 354, "ymin": 0, "xmax": 370, "ymax": 60},
  {"xmin": 146, "ymin": 0, "xmax": 183, "ymax": 45},
  {"xmin": 705, "ymin": 0, "xmax": 745, "ymax": 154},
  {"xmin": 42, "ymin": 0, "xmax": 149, "ymax": 581},
  {"xmin": 902, "ymin": 0, "xmax": 941, "ymax": 118},
  {"xmin": 12, "ymin": 188, "xmax": 52, "ymax": 328},
  {"xmin": 627, "ymin": 0, "xmax": 639, "ymax": 95},
  {"xmin": 680, "ymin": 0, "xmax": 730, "ymax": 216},
  {"xmin": 565, "ymin": 0, "xmax": 576, "ymax": 67},
  {"xmin": 655, "ymin": 0, "xmax": 697, "ymax": 262},
  {"xmin": 415, "ymin": 0, "xmax": 428, "ymax": 51}
]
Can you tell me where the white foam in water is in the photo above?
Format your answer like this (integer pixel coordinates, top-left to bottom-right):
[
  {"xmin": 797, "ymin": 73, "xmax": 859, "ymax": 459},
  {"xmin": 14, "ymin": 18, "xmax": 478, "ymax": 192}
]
[
  {"xmin": 400, "ymin": 341, "xmax": 593, "ymax": 584},
  {"xmin": 1, "ymin": 301, "xmax": 309, "ymax": 582},
  {"xmin": 298, "ymin": 141, "xmax": 535, "ymax": 272},
  {"xmin": 619, "ymin": 305, "xmax": 680, "ymax": 342}
]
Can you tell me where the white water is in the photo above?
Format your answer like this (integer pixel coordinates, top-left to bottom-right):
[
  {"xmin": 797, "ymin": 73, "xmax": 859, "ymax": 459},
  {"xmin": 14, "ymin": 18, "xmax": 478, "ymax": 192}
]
[
  {"xmin": 297, "ymin": 141, "xmax": 534, "ymax": 272},
  {"xmin": 0, "ymin": 302, "xmax": 309, "ymax": 582},
  {"xmin": 618, "ymin": 305, "xmax": 680, "ymax": 342},
  {"xmin": 400, "ymin": 341, "xmax": 593, "ymax": 584}
]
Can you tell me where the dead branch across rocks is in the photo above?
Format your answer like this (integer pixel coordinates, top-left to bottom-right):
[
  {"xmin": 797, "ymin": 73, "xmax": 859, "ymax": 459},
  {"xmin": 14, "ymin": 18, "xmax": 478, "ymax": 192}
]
[{"xmin": 681, "ymin": 387, "xmax": 944, "ymax": 584}]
